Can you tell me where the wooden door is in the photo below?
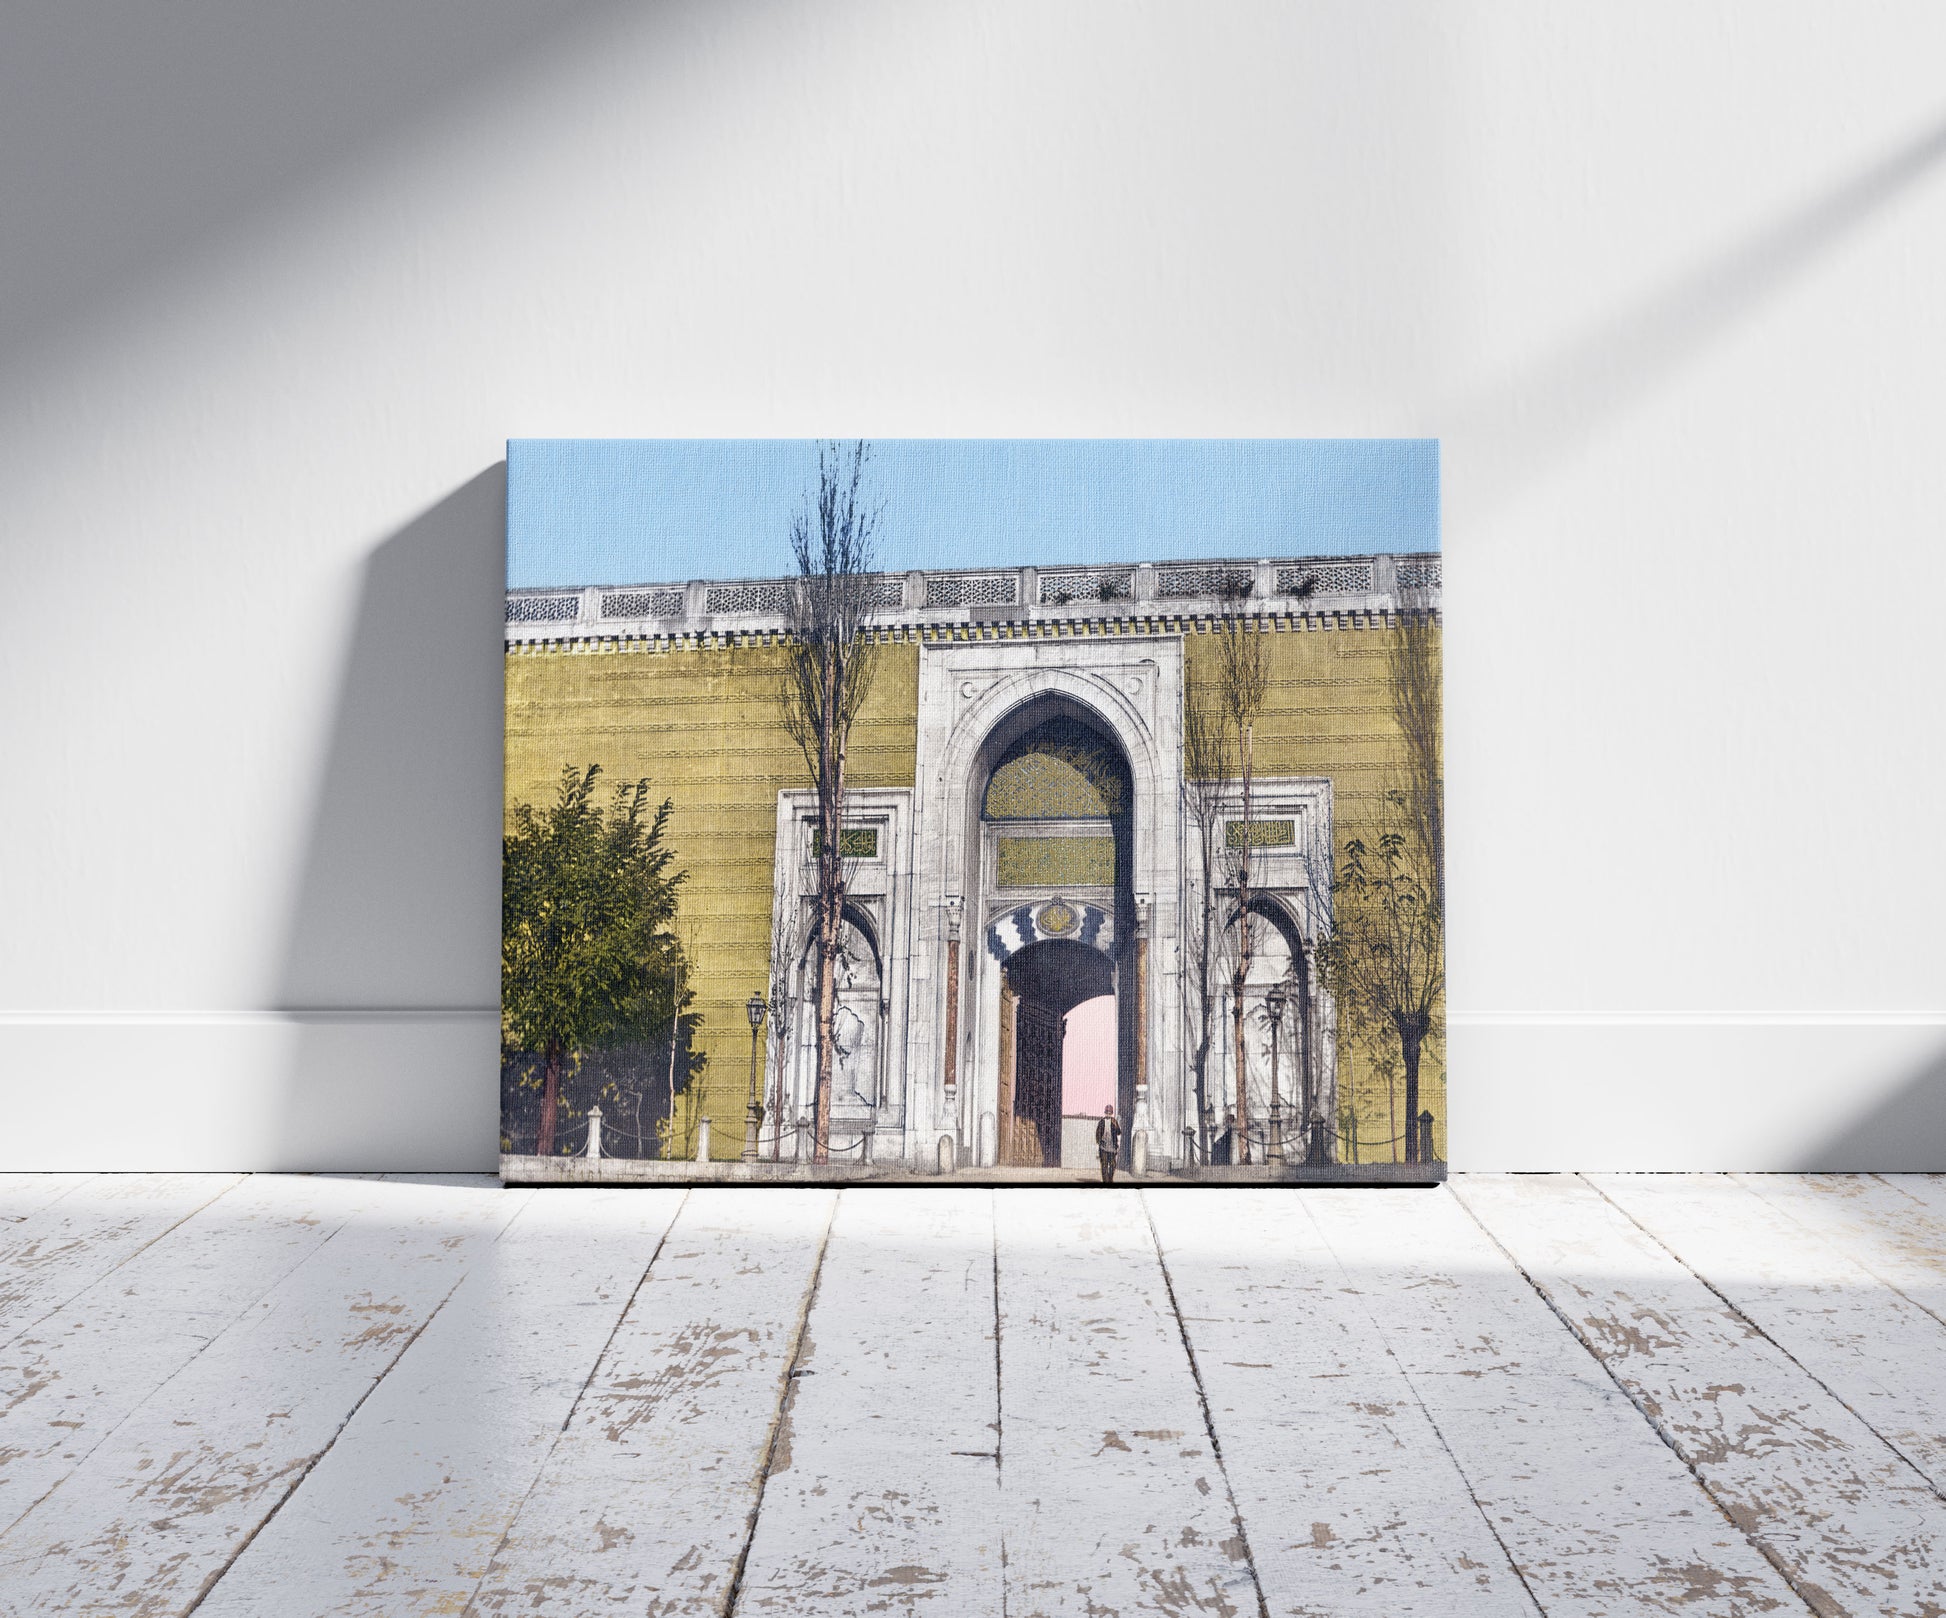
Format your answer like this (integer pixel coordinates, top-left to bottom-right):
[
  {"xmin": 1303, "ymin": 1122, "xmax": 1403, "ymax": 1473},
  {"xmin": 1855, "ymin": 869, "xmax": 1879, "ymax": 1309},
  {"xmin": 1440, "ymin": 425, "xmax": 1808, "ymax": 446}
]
[{"xmin": 1014, "ymin": 1000, "xmax": 1064, "ymax": 1167}]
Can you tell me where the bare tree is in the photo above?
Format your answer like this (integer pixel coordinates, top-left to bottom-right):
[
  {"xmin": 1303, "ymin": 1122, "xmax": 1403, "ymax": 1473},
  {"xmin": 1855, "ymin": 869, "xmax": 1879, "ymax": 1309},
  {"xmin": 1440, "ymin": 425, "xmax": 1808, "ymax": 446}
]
[
  {"xmin": 648, "ymin": 936, "xmax": 708, "ymax": 1160},
  {"xmin": 1179, "ymin": 686, "xmax": 1233, "ymax": 1160},
  {"xmin": 763, "ymin": 894, "xmax": 803, "ymax": 1158},
  {"xmin": 1390, "ymin": 593, "xmax": 1444, "ymax": 910},
  {"xmin": 1212, "ymin": 577, "xmax": 1269, "ymax": 1157},
  {"xmin": 1320, "ymin": 805, "xmax": 1443, "ymax": 1162},
  {"xmin": 778, "ymin": 442, "xmax": 882, "ymax": 1163},
  {"xmin": 1312, "ymin": 589, "xmax": 1445, "ymax": 1165},
  {"xmin": 665, "ymin": 948, "xmax": 689, "ymax": 1154},
  {"xmin": 1290, "ymin": 819, "xmax": 1335, "ymax": 1162}
]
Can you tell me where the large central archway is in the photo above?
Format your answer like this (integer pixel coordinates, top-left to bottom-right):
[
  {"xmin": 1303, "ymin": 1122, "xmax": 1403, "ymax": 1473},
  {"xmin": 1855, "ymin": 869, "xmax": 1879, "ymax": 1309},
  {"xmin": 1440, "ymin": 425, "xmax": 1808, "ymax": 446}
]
[
  {"xmin": 970, "ymin": 700, "xmax": 1138, "ymax": 1166},
  {"xmin": 908, "ymin": 637, "xmax": 1185, "ymax": 1172}
]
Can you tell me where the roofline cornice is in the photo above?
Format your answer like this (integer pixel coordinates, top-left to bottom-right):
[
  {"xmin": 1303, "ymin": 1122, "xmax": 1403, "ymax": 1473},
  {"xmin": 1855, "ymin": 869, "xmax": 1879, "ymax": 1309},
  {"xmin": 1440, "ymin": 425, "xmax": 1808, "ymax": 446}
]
[{"xmin": 504, "ymin": 552, "xmax": 1440, "ymax": 647}]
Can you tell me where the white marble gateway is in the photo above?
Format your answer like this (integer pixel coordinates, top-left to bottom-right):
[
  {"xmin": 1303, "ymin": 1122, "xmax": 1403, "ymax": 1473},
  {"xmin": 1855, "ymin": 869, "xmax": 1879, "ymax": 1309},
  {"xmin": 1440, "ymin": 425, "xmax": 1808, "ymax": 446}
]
[{"xmin": 766, "ymin": 629, "xmax": 1332, "ymax": 1173}]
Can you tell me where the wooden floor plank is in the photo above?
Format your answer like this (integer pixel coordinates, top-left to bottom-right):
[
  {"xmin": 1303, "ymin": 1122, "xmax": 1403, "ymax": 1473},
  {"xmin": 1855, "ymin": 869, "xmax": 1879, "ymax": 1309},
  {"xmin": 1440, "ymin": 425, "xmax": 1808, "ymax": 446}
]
[
  {"xmin": 0, "ymin": 1174, "xmax": 402, "ymax": 1537},
  {"xmin": 732, "ymin": 1188, "xmax": 1004, "ymax": 1615},
  {"xmin": 1147, "ymin": 1189, "xmax": 1539, "ymax": 1616},
  {"xmin": 1876, "ymin": 1175, "xmax": 1946, "ymax": 1220},
  {"xmin": 1457, "ymin": 1173, "xmax": 1946, "ymax": 1617},
  {"xmin": 992, "ymin": 1188, "xmax": 1261, "ymax": 1618},
  {"xmin": 0, "ymin": 1173, "xmax": 244, "ymax": 1348},
  {"xmin": 1734, "ymin": 1175, "xmax": 1946, "ymax": 1323},
  {"xmin": 464, "ymin": 1187, "xmax": 837, "ymax": 1616},
  {"xmin": 1594, "ymin": 1173, "xmax": 1946, "ymax": 1499},
  {"xmin": 0, "ymin": 1176, "xmax": 527, "ymax": 1616},
  {"xmin": 1310, "ymin": 1187, "xmax": 1805, "ymax": 1616},
  {"xmin": 191, "ymin": 1186, "xmax": 688, "ymax": 1618},
  {"xmin": 15, "ymin": 1175, "xmax": 1945, "ymax": 1617},
  {"xmin": 0, "ymin": 1173, "xmax": 95, "ymax": 1222}
]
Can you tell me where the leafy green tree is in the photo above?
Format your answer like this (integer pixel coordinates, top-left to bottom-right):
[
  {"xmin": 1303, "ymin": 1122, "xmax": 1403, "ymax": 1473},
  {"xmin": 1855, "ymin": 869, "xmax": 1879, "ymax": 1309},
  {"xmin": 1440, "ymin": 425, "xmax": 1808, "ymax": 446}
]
[{"xmin": 502, "ymin": 764, "xmax": 694, "ymax": 1155}]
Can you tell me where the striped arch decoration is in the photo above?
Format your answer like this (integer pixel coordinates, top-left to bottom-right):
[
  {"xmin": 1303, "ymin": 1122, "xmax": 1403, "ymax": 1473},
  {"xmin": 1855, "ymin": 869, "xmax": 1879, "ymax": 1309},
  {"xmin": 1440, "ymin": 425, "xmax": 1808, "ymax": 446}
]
[{"xmin": 985, "ymin": 899, "xmax": 1115, "ymax": 963}]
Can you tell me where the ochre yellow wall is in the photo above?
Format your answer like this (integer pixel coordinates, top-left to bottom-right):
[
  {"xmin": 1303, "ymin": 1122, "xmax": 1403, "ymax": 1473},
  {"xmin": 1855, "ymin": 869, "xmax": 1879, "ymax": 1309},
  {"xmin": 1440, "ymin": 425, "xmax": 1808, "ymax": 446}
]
[
  {"xmin": 505, "ymin": 640, "xmax": 918, "ymax": 1154},
  {"xmin": 1183, "ymin": 620, "xmax": 1446, "ymax": 1164},
  {"xmin": 505, "ymin": 620, "xmax": 1442, "ymax": 1163}
]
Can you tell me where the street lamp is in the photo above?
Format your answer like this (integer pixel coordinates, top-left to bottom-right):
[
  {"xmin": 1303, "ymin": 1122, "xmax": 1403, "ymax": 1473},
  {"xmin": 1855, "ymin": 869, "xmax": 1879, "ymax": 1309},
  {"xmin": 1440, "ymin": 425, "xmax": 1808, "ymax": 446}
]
[
  {"xmin": 1264, "ymin": 981, "xmax": 1288, "ymax": 1166},
  {"xmin": 742, "ymin": 991, "xmax": 768, "ymax": 1162}
]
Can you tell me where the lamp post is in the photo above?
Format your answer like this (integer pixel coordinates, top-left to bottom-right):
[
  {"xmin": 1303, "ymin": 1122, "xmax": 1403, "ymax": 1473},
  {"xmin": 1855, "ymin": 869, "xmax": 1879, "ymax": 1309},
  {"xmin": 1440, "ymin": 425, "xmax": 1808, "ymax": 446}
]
[
  {"xmin": 1222, "ymin": 988, "xmax": 1242, "ymax": 1164},
  {"xmin": 743, "ymin": 991, "xmax": 768, "ymax": 1163},
  {"xmin": 1264, "ymin": 981, "xmax": 1287, "ymax": 1166}
]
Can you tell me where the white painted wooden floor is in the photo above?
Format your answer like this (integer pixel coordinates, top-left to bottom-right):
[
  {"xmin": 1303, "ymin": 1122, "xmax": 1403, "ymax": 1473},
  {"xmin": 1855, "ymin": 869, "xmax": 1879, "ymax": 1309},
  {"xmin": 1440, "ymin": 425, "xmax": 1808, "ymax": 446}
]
[{"xmin": 3, "ymin": 1175, "xmax": 1944, "ymax": 1616}]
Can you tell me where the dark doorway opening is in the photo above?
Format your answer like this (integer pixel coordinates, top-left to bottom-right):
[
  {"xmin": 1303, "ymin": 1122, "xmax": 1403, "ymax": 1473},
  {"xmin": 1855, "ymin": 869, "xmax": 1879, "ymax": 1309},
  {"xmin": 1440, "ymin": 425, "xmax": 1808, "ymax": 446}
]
[{"xmin": 999, "ymin": 939, "xmax": 1114, "ymax": 1167}]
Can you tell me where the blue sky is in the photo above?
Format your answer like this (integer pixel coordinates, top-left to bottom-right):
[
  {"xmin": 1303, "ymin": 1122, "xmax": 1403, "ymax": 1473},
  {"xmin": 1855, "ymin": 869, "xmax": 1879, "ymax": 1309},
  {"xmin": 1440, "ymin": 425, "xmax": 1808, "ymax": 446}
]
[{"xmin": 506, "ymin": 439, "xmax": 1438, "ymax": 590}]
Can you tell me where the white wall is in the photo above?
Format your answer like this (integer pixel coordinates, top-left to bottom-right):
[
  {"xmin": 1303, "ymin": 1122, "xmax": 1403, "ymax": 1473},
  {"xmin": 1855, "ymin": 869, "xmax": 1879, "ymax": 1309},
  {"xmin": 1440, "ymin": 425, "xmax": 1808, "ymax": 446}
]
[{"xmin": 4, "ymin": 2, "xmax": 1942, "ymax": 1171}]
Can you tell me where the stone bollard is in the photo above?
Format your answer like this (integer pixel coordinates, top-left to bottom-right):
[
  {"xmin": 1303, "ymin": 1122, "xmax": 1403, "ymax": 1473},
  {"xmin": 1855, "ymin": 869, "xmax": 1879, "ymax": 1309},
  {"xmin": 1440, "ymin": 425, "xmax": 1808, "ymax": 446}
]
[
  {"xmin": 977, "ymin": 1111, "xmax": 996, "ymax": 1166},
  {"xmin": 1131, "ymin": 1130, "xmax": 1149, "ymax": 1177},
  {"xmin": 1418, "ymin": 1110, "xmax": 1436, "ymax": 1165},
  {"xmin": 795, "ymin": 1115, "xmax": 810, "ymax": 1163},
  {"xmin": 937, "ymin": 1134, "xmax": 956, "ymax": 1175},
  {"xmin": 586, "ymin": 1106, "xmax": 603, "ymax": 1162},
  {"xmin": 1183, "ymin": 1127, "xmax": 1197, "ymax": 1167},
  {"xmin": 695, "ymin": 1116, "xmax": 711, "ymax": 1163}
]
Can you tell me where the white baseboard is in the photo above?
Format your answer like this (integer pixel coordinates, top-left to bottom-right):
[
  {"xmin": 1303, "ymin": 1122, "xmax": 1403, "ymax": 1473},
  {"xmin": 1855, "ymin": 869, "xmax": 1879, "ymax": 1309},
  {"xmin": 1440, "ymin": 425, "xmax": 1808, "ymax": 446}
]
[
  {"xmin": 1448, "ymin": 1017, "xmax": 1946, "ymax": 1172},
  {"xmin": 0, "ymin": 1013, "xmax": 499, "ymax": 1172},
  {"xmin": 1, "ymin": 1013, "xmax": 1940, "ymax": 1172}
]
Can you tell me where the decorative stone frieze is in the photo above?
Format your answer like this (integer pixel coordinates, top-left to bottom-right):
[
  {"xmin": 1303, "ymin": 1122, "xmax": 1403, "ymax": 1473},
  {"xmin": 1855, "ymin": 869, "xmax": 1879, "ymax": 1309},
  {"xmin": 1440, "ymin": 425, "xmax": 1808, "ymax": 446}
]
[{"xmin": 504, "ymin": 551, "xmax": 1439, "ymax": 646}]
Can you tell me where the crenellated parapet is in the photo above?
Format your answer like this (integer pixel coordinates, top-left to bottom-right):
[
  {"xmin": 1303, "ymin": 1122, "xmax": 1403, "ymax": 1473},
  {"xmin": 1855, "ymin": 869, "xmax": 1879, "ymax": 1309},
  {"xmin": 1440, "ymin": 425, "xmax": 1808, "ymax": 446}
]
[{"xmin": 505, "ymin": 551, "xmax": 1440, "ymax": 647}]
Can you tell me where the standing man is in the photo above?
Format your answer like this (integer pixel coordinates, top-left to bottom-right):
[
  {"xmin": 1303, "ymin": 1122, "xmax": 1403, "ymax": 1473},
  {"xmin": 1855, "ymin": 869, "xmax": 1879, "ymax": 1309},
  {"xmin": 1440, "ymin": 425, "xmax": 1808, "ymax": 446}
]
[
  {"xmin": 1095, "ymin": 1104, "xmax": 1123, "ymax": 1185},
  {"xmin": 1212, "ymin": 1109, "xmax": 1236, "ymax": 1166}
]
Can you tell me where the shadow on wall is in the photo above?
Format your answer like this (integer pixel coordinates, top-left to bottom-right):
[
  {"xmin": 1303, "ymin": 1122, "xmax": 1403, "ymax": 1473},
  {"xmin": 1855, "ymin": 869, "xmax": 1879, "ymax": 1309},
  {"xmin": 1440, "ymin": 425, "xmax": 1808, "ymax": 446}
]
[
  {"xmin": 1794, "ymin": 1042, "xmax": 1946, "ymax": 1173},
  {"xmin": 271, "ymin": 466, "xmax": 507, "ymax": 1171},
  {"xmin": 0, "ymin": 0, "xmax": 645, "ymax": 376},
  {"xmin": 1451, "ymin": 109, "xmax": 1946, "ymax": 516}
]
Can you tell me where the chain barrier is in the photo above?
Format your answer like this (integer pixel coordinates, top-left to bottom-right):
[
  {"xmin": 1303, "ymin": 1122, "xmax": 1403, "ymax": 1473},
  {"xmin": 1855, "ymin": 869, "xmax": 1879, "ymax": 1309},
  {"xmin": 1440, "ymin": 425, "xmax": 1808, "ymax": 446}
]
[
  {"xmin": 1178, "ymin": 1108, "xmax": 1437, "ymax": 1166},
  {"xmin": 753, "ymin": 1117, "xmax": 881, "ymax": 1164},
  {"xmin": 541, "ymin": 1107, "xmax": 1435, "ymax": 1169},
  {"xmin": 821, "ymin": 1129, "xmax": 875, "ymax": 1159}
]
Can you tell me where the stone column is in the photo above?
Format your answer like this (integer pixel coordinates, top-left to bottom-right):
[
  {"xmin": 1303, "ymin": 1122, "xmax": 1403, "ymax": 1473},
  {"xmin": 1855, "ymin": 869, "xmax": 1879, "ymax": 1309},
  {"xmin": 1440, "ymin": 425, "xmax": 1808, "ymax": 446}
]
[
  {"xmin": 1132, "ymin": 900, "xmax": 1151, "ymax": 1163},
  {"xmin": 876, "ymin": 997, "xmax": 891, "ymax": 1107},
  {"xmin": 943, "ymin": 936, "xmax": 961, "ymax": 1106},
  {"xmin": 996, "ymin": 980, "xmax": 1017, "ymax": 1166}
]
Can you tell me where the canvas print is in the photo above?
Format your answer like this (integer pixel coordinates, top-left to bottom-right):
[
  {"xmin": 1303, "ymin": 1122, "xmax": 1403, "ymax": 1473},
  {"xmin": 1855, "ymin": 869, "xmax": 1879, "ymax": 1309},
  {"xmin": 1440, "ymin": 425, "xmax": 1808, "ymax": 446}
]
[{"xmin": 502, "ymin": 440, "xmax": 1443, "ymax": 1184}]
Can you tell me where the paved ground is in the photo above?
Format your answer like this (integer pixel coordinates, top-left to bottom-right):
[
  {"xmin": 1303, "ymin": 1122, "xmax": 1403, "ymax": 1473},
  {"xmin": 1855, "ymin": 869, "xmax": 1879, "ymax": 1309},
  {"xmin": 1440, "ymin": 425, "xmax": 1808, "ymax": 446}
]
[{"xmin": 1, "ymin": 1174, "xmax": 1943, "ymax": 1615}]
